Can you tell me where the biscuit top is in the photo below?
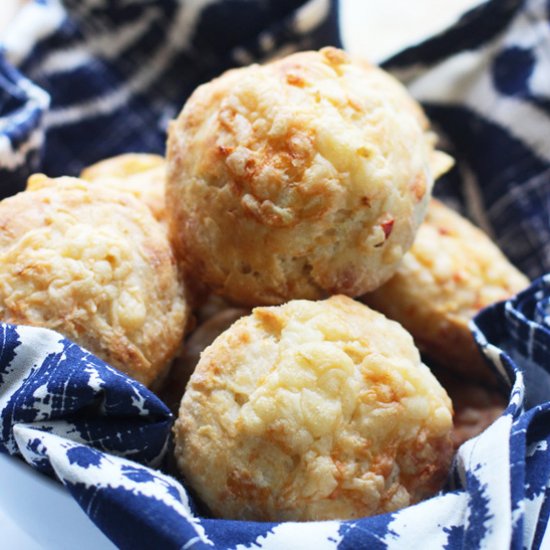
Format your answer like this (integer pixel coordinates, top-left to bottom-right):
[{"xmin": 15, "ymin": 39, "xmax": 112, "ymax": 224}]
[
  {"xmin": 80, "ymin": 153, "xmax": 164, "ymax": 180},
  {"xmin": 80, "ymin": 154, "xmax": 166, "ymax": 223},
  {"xmin": 399, "ymin": 199, "xmax": 529, "ymax": 321},
  {"xmin": 175, "ymin": 296, "xmax": 453, "ymax": 521},
  {"xmin": 167, "ymin": 48, "xmax": 452, "ymax": 303},
  {"xmin": 172, "ymin": 47, "xmax": 444, "ymax": 227},
  {"xmin": 0, "ymin": 176, "xmax": 187, "ymax": 386},
  {"xmin": 235, "ymin": 297, "xmax": 451, "ymax": 443}
]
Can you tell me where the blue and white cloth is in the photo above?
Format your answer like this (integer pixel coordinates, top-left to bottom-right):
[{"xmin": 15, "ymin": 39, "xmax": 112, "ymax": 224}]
[{"xmin": 1, "ymin": 0, "xmax": 550, "ymax": 548}]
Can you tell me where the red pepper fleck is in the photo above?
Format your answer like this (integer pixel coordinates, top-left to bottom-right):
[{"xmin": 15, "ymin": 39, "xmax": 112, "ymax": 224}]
[{"xmin": 381, "ymin": 218, "xmax": 394, "ymax": 239}]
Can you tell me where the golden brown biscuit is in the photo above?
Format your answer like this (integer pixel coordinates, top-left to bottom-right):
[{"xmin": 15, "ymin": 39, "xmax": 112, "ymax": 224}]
[
  {"xmin": 0, "ymin": 176, "xmax": 187, "ymax": 388},
  {"xmin": 167, "ymin": 47, "xmax": 452, "ymax": 306},
  {"xmin": 174, "ymin": 296, "xmax": 453, "ymax": 521},
  {"xmin": 79, "ymin": 153, "xmax": 166, "ymax": 223},
  {"xmin": 363, "ymin": 199, "xmax": 529, "ymax": 382}
]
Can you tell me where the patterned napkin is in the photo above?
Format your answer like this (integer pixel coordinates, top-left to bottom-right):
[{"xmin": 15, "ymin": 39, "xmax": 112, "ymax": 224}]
[{"xmin": 1, "ymin": 0, "xmax": 550, "ymax": 548}]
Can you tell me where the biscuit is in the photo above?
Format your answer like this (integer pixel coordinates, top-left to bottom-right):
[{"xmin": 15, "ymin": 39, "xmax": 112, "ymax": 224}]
[
  {"xmin": 0, "ymin": 176, "xmax": 187, "ymax": 387},
  {"xmin": 167, "ymin": 47, "xmax": 452, "ymax": 306},
  {"xmin": 174, "ymin": 296, "xmax": 453, "ymax": 521},
  {"xmin": 80, "ymin": 153, "xmax": 166, "ymax": 223},
  {"xmin": 362, "ymin": 199, "xmax": 529, "ymax": 382}
]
